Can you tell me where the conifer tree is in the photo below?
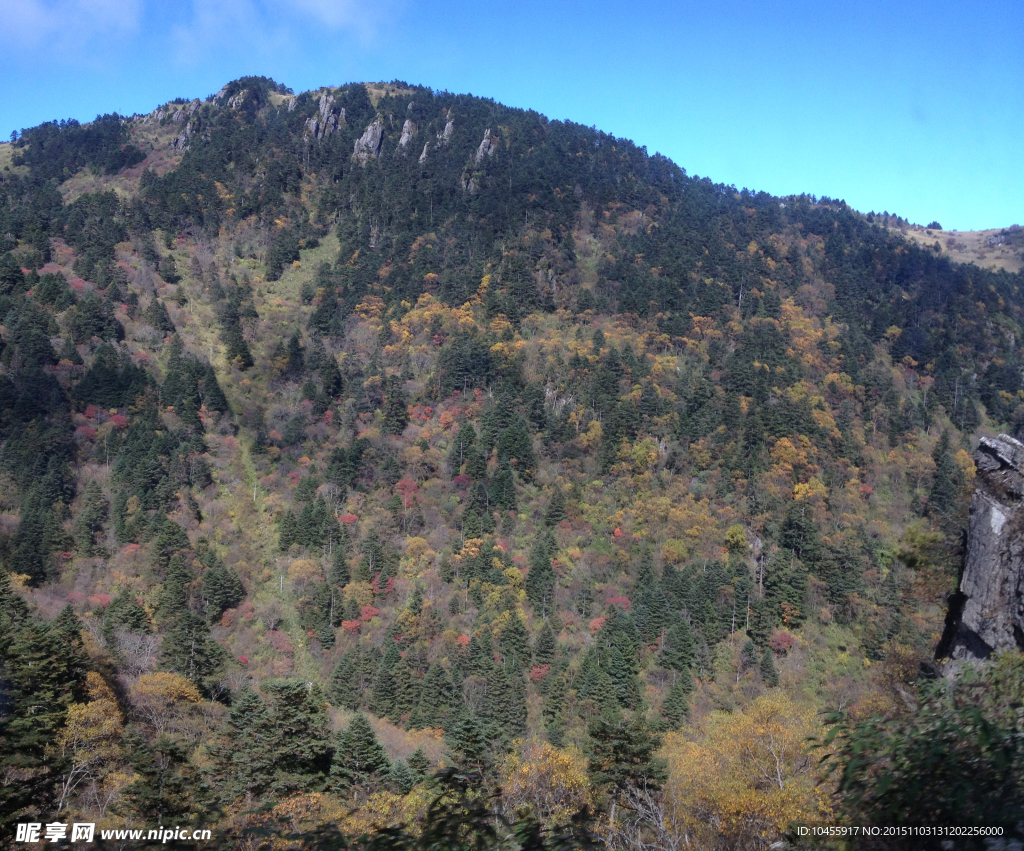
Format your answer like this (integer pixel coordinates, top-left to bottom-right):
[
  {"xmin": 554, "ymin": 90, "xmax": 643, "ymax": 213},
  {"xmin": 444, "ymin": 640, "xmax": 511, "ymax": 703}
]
[
  {"xmin": 443, "ymin": 710, "xmax": 492, "ymax": 774},
  {"xmin": 263, "ymin": 680, "xmax": 333, "ymax": 795},
  {"xmin": 544, "ymin": 487, "xmax": 567, "ymax": 526},
  {"xmin": 760, "ymin": 647, "xmax": 780, "ymax": 687},
  {"xmin": 332, "ymin": 713, "xmax": 391, "ymax": 791},
  {"xmin": 525, "ymin": 532, "xmax": 556, "ymax": 616},
  {"xmin": 407, "ymin": 747, "xmax": 431, "ymax": 780},
  {"xmin": 159, "ymin": 611, "xmax": 226, "ymax": 693},
  {"xmin": 587, "ymin": 712, "xmax": 667, "ymax": 824},
  {"xmin": 660, "ymin": 679, "xmax": 691, "ymax": 730},
  {"xmin": 389, "ymin": 759, "xmax": 417, "ymax": 794},
  {"xmin": 499, "ymin": 613, "xmax": 530, "ymax": 670},
  {"xmin": 202, "ymin": 559, "xmax": 244, "ymax": 619},
  {"xmin": 381, "ymin": 375, "xmax": 410, "ymax": 436},
  {"xmin": 533, "ymin": 619, "xmax": 557, "ymax": 666},
  {"xmin": 215, "ymin": 688, "xmax": 275, "ymax": 801},
  {"xmin": 372, "ymin": 639, "xmax": 402, "ymax": 718},
  {"xmin": 658, "ymin": 619, "xmax": 696, "ymax": 672}
]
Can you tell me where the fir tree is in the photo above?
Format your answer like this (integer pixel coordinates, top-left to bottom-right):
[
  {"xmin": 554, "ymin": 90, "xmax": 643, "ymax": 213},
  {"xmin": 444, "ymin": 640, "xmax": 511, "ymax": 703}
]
[
  {"xmin": 533, "ymin": 619, "xmax": 557, "ymax": 666},
  {"xmin": 389, "ymin": 759, "xmax": 417, "ymax": 795},
  {"xmin": 587, "ymin": 712, "xmax": 667, "ymax": 823},
  {"xmin": 407, "ymin": 747, "xmax": 431, "ymax": 780},
  {"xmin": 658, "ymin": 619, "xmax": 696, "ymax": 672},
  {"xmin": 544, "ymin": 487, "xmax": 567, "ymax": 526},
  {"xmin": 332, "ymin": 713, "xmax": 391, "ymax": 791},
  {"xmin": 215, "ymin": 688, "xmax": 275, "ymax": 801},
  {"xmin": 263, "ymin": 680, "xmax": 334, "ymax": 795},
  {"xmin": 499, "ymin": 614, "xmax": 530, "ymax": 670},
  {"xmin": 660, "ymin": 678, "xmax": 691, "ymax": 730},
  {"xmin": 525, "ymin": 531, "xmax": 556, "ymax": 616},
  {"xmin": 202, "ymin": 559, "xmax": 244, "ymax": 619},
  {"xmin": 760, "ymin": 647, "xmax": 780, "ymax": 687},
  {"xmin": 381, "ymin": 375, "xmax": 410, "ymax": 436}
]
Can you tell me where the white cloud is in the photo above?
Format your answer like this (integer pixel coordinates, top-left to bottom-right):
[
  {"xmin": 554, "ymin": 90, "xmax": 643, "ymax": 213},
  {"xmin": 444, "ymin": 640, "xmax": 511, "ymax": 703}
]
[{"xmin": 0, "ymin": 0, "xmax": 142, "ymax": 57}]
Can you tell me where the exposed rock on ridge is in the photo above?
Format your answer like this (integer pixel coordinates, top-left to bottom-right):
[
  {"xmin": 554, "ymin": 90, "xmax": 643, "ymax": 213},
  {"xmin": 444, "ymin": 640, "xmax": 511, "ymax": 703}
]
[
  {"xmin": 353, "ymin": 118, "xmax": 384, "ymax": 161},
  {"xmin": 304, "ymin": 94, "xmax": 344, "ymax": 141},
  {"xmin": 938, "ymin": 434, "xmax": 1024, "ymax": 662}
]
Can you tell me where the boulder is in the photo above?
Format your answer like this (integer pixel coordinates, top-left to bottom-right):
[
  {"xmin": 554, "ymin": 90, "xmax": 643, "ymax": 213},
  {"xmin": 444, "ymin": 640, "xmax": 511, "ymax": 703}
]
[{"xmin": 938, "ymin": 434, "xmax": 1024, "ymax": 662}]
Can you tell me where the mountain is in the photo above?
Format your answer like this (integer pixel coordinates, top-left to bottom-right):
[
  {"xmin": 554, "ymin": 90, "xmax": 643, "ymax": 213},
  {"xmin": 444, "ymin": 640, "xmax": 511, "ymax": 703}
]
[{"xmin": 2, "ymin": 76, "xmax": 1023, "ymax": 846}]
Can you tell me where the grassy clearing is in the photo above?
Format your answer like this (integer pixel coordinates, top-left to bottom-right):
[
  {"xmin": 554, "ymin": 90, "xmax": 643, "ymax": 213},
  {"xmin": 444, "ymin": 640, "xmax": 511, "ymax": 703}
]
[{"xmin": 893, "ymin": 223, "xmax": 1022, "ymax": 274}]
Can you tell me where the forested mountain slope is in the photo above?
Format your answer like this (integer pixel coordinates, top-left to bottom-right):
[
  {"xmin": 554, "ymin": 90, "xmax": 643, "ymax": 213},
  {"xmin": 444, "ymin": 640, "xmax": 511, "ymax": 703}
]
[{"xmin": 2, "ymin": 76, "xmax": 1022, "ymax": 847}]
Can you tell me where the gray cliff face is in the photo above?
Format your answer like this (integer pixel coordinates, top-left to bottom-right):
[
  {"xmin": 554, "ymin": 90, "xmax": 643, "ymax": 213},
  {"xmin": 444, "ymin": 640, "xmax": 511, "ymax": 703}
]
[
  {"xmin": 304, "ymin": 94, "xmax": 344, "ymax": 141},
  {"xmin": 939, "ymin": 434, "xmax": 1024, "ymax": 661},
  {"xmin": 353, "ymin": 119, "xmax": 385, "ymax": 161}
]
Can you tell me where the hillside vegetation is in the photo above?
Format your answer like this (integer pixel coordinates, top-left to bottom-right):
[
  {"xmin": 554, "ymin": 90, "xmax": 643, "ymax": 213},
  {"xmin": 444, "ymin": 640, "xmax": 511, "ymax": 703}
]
[{"xmin": 2, "ymin": 76, "xmax": 1022, "ymax": 848}]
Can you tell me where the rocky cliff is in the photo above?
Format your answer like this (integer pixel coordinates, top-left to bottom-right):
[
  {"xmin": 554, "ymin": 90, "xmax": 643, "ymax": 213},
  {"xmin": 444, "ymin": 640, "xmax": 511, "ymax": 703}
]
[{"xmin": 938, "ymin": 434, "xmax": 1024, "ymax": 661}]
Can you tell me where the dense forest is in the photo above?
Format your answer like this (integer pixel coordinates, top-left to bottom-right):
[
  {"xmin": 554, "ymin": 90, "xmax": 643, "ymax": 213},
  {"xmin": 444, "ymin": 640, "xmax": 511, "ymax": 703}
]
[{"xmin": 1, "ymin": 76, "xmax": 1022, "ymax": 849}]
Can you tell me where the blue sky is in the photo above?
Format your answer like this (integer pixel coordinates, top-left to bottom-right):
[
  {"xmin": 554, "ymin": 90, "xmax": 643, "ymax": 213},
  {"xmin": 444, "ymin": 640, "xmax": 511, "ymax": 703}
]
[{"xmin": 1, "ymin": 0, "xmax": 1020, "ymax": 231}]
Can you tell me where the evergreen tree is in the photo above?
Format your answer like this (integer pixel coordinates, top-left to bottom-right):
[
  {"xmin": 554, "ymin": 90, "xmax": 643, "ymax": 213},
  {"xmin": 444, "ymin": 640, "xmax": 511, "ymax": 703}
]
[
  {"xmin": 928, "ymin": 431, "xmax": 961, "ymax": 517},
  {"xmin": 215, "ymin": 688, "xmax": 276, "ymax": 801},
  {"xmin": 544, "ymin": 487, "xmax": 567, "ymax": 526},
  {"xmin": 660, "ymin": 678, "xmax": 691, "ymax": 730},
  {"xmin": 443, "ymin": 710, "xmax": 492, "ymax": 774},
  {"xmin": 533, "ymin": 619, "xmax": 557, "ymax": 666},
  {"xmin": 202, "ymin": 558, "xmax": 244, "ymax": 619},
  {"xmin": 159, "ymin": 611, "xmax": 226, "ymax": 693},
  {"xmin": 389, "ymin": 759, "xmax": 417, "ymax": 794},
  {"xmin": 658, "ymin": 619, "xmax": 696, "ymax": 672},
  {"xmin": 587, "ymin": 712, "xmax": 667, "ymax": 823},
  {"xmin": 263, "ymin": 680, "xmax": 334, "ymax": 795},
  {"xmin": 119, "ymin": 730, "xmax": 211, "ymax": 823},
  {"xmin": 408, "ymin": 747, "xmax": 431, "ymax": 780},
  {"xmin": 760, "ymin": 647, "xmax": 780, "ymax": 687},
  {"xmin": 372, "ymin": 638, "xmax": 402, "ymax": 718},
  {"xmin": 525, "ymin": 531, "xmax": 556, "ymax": 616},
  {"xmin": 498, "ymin": 614, "xmax": 530, "ymax": 670},
  {"xmin": 332, "ymin": 713, "xmax": 391, "ymax": 791},
  {"xmin": 381, "ymin": 375, "xmax": 410, "ymax": 436}
]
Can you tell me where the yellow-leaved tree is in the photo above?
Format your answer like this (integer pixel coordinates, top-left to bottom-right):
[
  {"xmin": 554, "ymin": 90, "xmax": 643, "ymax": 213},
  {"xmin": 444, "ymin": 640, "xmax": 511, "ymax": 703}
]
[
  {"xmin": 621, "ymin": 692, "xmax": 830, "ymax": 850},
  {"xmin": 500, "ymin": 741, "xmax": 592, "ymax": 828}
]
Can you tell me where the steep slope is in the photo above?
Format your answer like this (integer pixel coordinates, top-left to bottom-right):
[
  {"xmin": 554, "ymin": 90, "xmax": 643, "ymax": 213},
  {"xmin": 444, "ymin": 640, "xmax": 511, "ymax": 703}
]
[{"xmin": 1, "ymin": 76, "xmax": 1023, "ymax": 844}]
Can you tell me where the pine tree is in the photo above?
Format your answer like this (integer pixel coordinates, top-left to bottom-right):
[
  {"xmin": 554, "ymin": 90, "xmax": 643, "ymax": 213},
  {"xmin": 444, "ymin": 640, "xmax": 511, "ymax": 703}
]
[
  {"xmin": 658, "ymin": 619, "xmax": 696, "ymax": 672},
  {"xmin": 760, "ymin": 647, "xmax": 780, "ymax": 687},
  {"xmin": 381, "ymin": 375, "xmax": 410, "ymax": 436},
  {"xmin": 533, "ymin": 619, "xmax": 557, "ymax": 666},
  {"xmin": 544, "ymin": 487, "xmax": 567, "ymax": 526},
  {"xmin": 407, "ymin": 747, "xmax": 431, "ymax": 780},
  {"xmin": 525, "ymin": 532, "xmax": 556, "ymax": 616},
  {"xmin": 263, "ymin": 680, "xmax": 334, "ymax": 795},
  {"xmin": 499, "ymin": 613, "xmax": 530, "ymax": 670},
  {"xmin": 371, "ymin": 638, "xmax": 402, "ymax": 718},
  {"xmin": 215, "ymin": 687, "xmax": 275, "ymax": 801},
  {"xmin": 660, "ymin": 678, "xmax": 691, "ymax": 730},
  {"xmin": 202, "ymin": 558, "xmax": 244, "ymax": 619},
  {"xmin": 332, "ymin": 713, "xmax": 391, "ymax": 791}
]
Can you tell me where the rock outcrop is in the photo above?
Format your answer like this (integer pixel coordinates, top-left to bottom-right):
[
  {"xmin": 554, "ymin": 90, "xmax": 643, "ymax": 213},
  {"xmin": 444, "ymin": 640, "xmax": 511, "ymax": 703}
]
[
  {"xmin": 304, "ymin": 94, "xmax": 344, "ymax": 141},
  {"xmin": 938, "ymin": 434, "xmax": 1024, "ymax": 661},
  {"xmin": 397, "ymin": 119, "xmax": 417, "ymax": 150},
  {"xmin": 474, "ymin": 128, "xmax": 498, "ymax": 163},
  {"xmin": 353, "ymin": 119, "xmax": 384, "ymax": 161}
]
